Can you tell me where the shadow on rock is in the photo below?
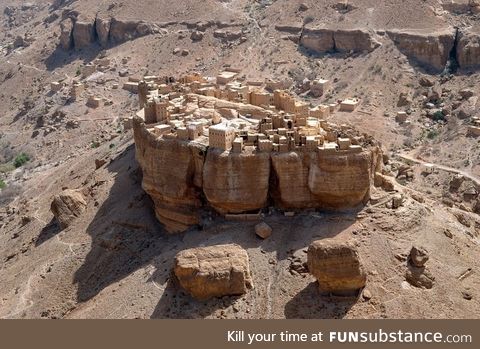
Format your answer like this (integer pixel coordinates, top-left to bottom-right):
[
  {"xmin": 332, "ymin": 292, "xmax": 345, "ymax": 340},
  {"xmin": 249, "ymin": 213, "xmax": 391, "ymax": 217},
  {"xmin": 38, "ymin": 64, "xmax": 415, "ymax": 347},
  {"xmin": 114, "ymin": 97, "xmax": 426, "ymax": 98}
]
[
  {"xmin": 284, "ymin": 282, "xmax": 357, "ymax": 319},
  {"xmin": 150, "ymin": 276, "xmax": 240, "ymax": 319},
  {"xmin": 73, "ymin": 143, "xmax": 167, "ymax": 302},
  {"xmin": 35, "ymin": 217, "xmax": 61, "ymax": 246},
  {"xmin": 45, "ymin": 45, "xmax": 103, "ymax": 71},
  {"xmin": 72, "ymin": 142, "xmax": 359, "ymax": 315}
]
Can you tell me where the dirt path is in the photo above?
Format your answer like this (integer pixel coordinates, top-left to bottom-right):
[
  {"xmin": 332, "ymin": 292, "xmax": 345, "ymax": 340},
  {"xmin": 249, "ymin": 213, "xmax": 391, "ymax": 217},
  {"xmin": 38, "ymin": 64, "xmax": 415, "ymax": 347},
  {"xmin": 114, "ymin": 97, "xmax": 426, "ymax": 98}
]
[{"xmin": 397, "ymin": 153, "xmax": 480, "ymax": 187}]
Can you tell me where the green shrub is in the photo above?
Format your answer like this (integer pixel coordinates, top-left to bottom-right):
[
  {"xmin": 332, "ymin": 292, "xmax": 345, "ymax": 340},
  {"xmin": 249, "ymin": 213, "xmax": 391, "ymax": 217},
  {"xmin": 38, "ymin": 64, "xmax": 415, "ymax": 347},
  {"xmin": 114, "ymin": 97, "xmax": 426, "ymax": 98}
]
[
  {"xmin": 432, "ymin": 110, "xmax": 445, "ymax": 122},
  {"xmin": 426, "ymin": 130, "xmax": 439, "ymax": 139},
  {"xmin": 0, "ymin": 179, "xmax": 5, "ymax": 189},
  {"xmin": 13, "ymin": 153, "xmax": 30, "ymax": 168},
  {"xmin": 91, "ymin": 141, "xmax": 100, "ymax": 149}
]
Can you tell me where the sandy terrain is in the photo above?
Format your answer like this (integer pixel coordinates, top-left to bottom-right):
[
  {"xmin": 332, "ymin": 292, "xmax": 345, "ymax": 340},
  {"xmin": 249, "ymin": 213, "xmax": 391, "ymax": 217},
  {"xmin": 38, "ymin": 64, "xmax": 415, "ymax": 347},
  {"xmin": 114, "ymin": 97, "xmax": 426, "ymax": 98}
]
[{"xmin": 0, "ymin": 0, "xmax": 479, "ymax": 319}]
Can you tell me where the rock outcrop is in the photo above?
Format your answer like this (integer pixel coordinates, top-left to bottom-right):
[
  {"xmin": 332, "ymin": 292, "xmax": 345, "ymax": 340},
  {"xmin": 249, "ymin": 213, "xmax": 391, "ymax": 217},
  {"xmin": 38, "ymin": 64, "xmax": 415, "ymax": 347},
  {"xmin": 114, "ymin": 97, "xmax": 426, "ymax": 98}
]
[
  {"xmin": 300, "ymin": 26, "xmax": 380, "ymax": 53},
  {"xmin": 386, "ymin": 28, "xmax": 456, "ymax": 71},
  {"xmin": 294, "ymin": 24, "xmax": 480, "ymax": 72},
  {"xmin": 133, "ymin": 118, "xmax": 206, "ymax": 233},
  {"xmin": 109, "ymin": 18, "xmax": 157, "ymax": 44},
  {"xmin": 58, "ymin": 15, "xmax": 159, "ymax": 50},
  {"xmin": 95, "ymin": 17, "xmax": 111, "ymax": 47},
  {"xmin": 174, "ymin": 244, "xmax": 253, "ymax": 300},
  {"xmin": 409, "ymin": 245, "xmax": 429, "ymax": 267},
  {"xmin": 456, "ymin": 28, "xmax": 480, "ymax": 70},
  {"xmin": 72, "ymin": 20, "xmax": 96, "ymax": 49},
  {"xmin": 59, "ymin": 18, "xmax": 74, "ymax": 50},
  {"xmin": 271, "ymin": 150, "xmax": 375, "ymax": 209},
  {"xmin": 133, "ymin": 117, "xmax": 381, "ymax": 233},
  {"xmin": 307, "ymin": 239, "xmax": 366, "ymax": 296},
  {"xmin": 203, "ymin": 149, "xmax": 270, "ymax": 213},
  {"xmin": 50, "ymin": 189, "xmax": 87, "ymax": 229},
  {"xmin": 405, "ymin": 245, "xmax": 434, "ymax": 289}
]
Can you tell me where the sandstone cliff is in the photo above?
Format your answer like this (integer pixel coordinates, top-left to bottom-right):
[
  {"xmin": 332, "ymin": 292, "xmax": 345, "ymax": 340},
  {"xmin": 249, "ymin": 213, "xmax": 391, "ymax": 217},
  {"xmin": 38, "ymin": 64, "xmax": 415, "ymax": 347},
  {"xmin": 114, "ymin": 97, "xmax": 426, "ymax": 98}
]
[
  {"xmin": 308, "ymin": 151, "xmax": 373, "ymax": 208},
  {"xmin": 270, "ymin": 152, "xmax": 316, "ymax": 209},
  {"xmin": 271, "ymin": 149, "xmax": 377, "ymax": 210},
  {"xmin": 133, "ymin": 118, "xmax": 381, "ymax": 233},
  {"xmin": 133, "ymin": 117, "xmax": 206, "ymax": 233},
  {"xmin": 59, "ymin": 16, "xmax": 160, "ymax": 50},
  {"xmin": 203, "ymin": 149, "xmax": 270, "ymax": 213},
  {"xmin": 456, "ymin": 28, "xmax": 480, "ymax": 70},
  {"xmin": 386, "ymin": 28, "xmax": 456, "ymax": 71},
  {"xmin": 300, "ymin": 27, "xmax": 380, "ymax": 53}
]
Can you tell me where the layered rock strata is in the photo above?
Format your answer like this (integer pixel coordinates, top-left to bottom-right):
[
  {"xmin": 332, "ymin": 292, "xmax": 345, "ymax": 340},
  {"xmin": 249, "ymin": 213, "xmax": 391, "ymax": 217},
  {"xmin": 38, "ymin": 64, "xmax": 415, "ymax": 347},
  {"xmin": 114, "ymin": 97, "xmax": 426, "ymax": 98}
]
[
  {"xmin": 300, "ymin": 27, "xmax": 380, "ymax": 53},
  {"xmin": 133, "ymin": 117, "xmax": 381, "ymax": 233},
  {"xmin": 386, "ymin": 28, "xmax": 456, "ymax": 72},
  {"xmin": 174, "ymin": 244, "xmax": 253, "ymax": 300},
  {"xmin": 307, "ymin": 239, "xmax": 367, "ymax": 296}
]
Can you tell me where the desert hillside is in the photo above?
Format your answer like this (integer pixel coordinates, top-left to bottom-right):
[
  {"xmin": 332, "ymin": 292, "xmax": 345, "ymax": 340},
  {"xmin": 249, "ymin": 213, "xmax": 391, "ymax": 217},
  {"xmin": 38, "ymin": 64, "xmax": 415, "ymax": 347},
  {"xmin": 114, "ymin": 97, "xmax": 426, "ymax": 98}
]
[{"xmin": 0, "ymin": 0, "xmax": 479, "ymax": 319}]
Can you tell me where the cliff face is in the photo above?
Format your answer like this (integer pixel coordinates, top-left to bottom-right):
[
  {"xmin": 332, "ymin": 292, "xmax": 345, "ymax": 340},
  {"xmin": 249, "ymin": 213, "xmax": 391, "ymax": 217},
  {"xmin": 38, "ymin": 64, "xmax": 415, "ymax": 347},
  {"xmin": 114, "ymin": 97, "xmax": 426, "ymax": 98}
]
[
  {"xmin": 456, "ymin": 28, "xmax": 480, "ymax": 70},
  {"xmin": 271, "ymin": 150, "xmax": 377, "ymax": 210},
  {"xmin": 203, "ymin": 150, "xmax": 270, "ymax": 213},
  {"xmin": 386, "ymin": 28, "xmax": 456, "ymax": 72},
  {"xmin": 271, "ymin": 152, "xmax": 316, "ymax": 209},
  {"xmin": 308, "ymin": 151, "xmax": 373, "ymax": 208},
  {"xmin": 133, "ymin": 118, "xmax": 206, "ymax": 233},
  {"xmin": 58, "ymin": 15, "xmax": 160, "ymax": 50},
  {"xmin": 300, "ymin": 27, "xmax": 380, "ymax": 53},
  {"xmin": 133, "ymin": 118, "xmax": 381, "ymax": 233}
]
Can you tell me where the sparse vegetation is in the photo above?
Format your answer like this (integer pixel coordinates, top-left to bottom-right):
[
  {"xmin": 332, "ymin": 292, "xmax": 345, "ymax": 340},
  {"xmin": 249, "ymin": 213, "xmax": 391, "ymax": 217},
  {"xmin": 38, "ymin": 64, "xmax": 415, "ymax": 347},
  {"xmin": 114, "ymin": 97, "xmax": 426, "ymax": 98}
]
[
  {"xmin": 91, "ymin": 141, "xmax": 101, "ymax": 148},
  {"xmin": 426, "ymin": 129, "xmax": 439, "ymax": 139},
  {"xmin": 13, "ymin": 153, "xmax": 30, "ymax": 168},
  {"xmin": 432, "ymin": 110, "xmax": 446, "ymax": 122},
  {"xmin": 0, "ymin": 163, "xmax": 15, "ymax": 173}
]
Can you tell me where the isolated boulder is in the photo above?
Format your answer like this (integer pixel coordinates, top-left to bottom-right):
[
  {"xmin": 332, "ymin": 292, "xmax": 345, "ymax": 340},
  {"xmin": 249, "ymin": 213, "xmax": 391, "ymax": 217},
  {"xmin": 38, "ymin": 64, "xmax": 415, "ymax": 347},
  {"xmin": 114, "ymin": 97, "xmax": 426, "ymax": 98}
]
[
  {"xmin": 405, "ymin": 245, "xmax": 434, "ymax": 288},
  {"xmin": 255, "ymin": 222, "xmax": 272, "ymax": 239},
  {"xmin": 409, "ymin": 245, "xmax": 429, "ymax": 267},
  {"xmin": 50, "ymin": 189, "xmax": 87, "ymax": 229},
  {"xmin": 406, "ymin": 265, "xmax": 435, "ymax": 289},
  {"xmin": 307, "ymin": 239, "xmax": 366, "ymax": 296},
  {"xmin": 174, "ymin": 244, "xmax": 253, "ymax": 300}
]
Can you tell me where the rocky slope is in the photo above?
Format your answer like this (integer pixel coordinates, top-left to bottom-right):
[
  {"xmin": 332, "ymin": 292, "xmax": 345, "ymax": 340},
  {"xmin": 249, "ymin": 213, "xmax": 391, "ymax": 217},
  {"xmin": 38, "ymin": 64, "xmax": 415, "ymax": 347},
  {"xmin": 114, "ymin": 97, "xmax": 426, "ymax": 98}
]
[{"xmin": 0, "ymin": 0, "xmax": 480, "ymax": 320}]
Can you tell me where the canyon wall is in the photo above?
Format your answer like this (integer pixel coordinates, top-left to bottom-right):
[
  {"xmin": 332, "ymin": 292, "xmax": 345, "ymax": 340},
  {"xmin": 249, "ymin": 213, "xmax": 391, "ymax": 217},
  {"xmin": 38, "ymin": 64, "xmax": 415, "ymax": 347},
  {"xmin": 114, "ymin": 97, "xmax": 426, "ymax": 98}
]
[
  {"xmin": 300, "ymin": 27, "xmax": 380, "ymax": 53},
  {"xmin": 456, "ymin": 28, "xmax": 480, "ymax": 70},
  {"xmin": 58, "ymin": 12, "xmax": 161, "ymax": 50},
  {"xmin": 133, "ymin": 118, "xmax": 206, "ymax": 233},
  {"xmin": 289, "ymin": 25, "xmax": 480, "ymax": 72},
  {"xmin": 386, "ymin": 28, "xmax": 456, "ymax": 72},
  {"xmin": 133, "ymin": 117, "xmax": 381, "ymax": 233}
]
